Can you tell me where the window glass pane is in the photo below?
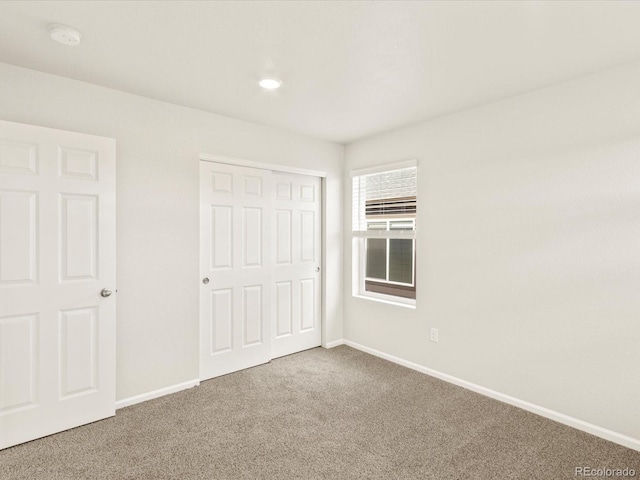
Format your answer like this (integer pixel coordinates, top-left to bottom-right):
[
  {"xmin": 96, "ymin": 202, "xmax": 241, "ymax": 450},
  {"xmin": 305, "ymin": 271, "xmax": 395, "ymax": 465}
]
[
  {"xmin": 366, "ymin": 239, "xmax": 387, "ymax": 280},
  {"xmin": 388, "ymin": 239, "xmax": 413, "ymax": 284}
]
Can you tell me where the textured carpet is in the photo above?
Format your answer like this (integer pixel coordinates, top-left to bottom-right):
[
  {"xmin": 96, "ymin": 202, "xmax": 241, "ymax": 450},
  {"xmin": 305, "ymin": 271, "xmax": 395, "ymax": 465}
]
[{"xmin": 1, "ymin": 346, "xmax": 639, "ymax": 479}]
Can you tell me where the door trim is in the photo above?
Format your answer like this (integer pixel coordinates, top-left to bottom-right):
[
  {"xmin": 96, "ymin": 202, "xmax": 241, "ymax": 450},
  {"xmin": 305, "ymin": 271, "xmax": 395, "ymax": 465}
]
[{"xmin": 200, "ymin": 153, "xmax": 327, "ymax": 178}]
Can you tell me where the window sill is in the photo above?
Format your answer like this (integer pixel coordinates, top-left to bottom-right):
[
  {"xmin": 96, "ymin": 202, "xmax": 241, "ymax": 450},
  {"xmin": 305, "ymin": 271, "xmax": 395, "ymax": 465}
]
[{"xmin": 353, "ymin": 294, "xmax": 416, "ymax": 309}]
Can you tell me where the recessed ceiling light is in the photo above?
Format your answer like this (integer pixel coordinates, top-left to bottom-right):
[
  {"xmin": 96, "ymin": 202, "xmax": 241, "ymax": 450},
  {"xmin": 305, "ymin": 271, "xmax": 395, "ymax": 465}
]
[
  {"xmin": 49, "ymin": 24, "xmax": 82, "ymax": 46},
  {"xmin": 259, "ymin": 78, "xmax": 282, "ymax": 90}
]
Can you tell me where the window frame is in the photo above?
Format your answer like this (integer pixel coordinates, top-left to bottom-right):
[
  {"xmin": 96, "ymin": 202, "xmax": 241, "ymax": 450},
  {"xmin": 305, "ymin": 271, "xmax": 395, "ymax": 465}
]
[
  {"xmin": 351, "ymin": 160, "xmax": 418, "ymax": 307},
  {"xmin": 364, "ymin": 219, "xmax": 416, "ymax": 287}
]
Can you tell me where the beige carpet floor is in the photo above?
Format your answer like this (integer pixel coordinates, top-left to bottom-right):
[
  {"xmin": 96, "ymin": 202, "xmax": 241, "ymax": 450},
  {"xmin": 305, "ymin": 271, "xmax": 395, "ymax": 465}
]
[{"xmin": 1, "ymin": 346, "xmax": 639, "ymax": 479}]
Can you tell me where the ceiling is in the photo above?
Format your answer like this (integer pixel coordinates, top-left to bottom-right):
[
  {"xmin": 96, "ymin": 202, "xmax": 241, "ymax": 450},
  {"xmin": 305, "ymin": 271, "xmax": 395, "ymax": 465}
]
[{"xmin": 1, "ymin": 1, "xmax": 640, "ymax": 144}]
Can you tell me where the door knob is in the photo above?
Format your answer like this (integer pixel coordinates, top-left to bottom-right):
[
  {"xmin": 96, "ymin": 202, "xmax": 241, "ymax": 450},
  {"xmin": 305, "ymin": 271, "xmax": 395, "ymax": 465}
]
[
  {"xmin": 315, "ymin": 266, "xmax": 320, "ymax": 273},
  {"xmin": 202, "ymin": 277, "xmax": 210, "ymax": 285},
  {"xmin": 100, "ymin": 288, "xmax": 113, "ymax": 298}
]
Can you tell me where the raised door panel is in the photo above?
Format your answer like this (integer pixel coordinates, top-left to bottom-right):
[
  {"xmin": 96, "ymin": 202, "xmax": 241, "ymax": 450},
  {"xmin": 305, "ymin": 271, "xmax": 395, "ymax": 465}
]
[
  {"xmin": 300, "ymin": 279, "xmax": 315, "ymax": 332},
  {"xmin": 243, "ymin": 176, "xmax": 263, "ymax": 197},
  {"xmin": 211, "ymin": 206, "xmax": 233, "ymax": 270},
  {"xmin": 275, "ymin": 282, "xmax": 292, "ymax": 337},
  {"xmin": 0, "ymin": 314, "xmax": 38, "ymax": 414},
  {"xmin": 59, "ymin": 148, "xmax": 98, "ymax": 181},
  {"xmin": 243, "ymin": 207, "xmax": 262, "ymax": 267},
  {"xmin": 60, "ymin": 194, "xmax": 98, "ymax": 281},
  {"xmin": 275, "ymin": 209, "xmax": 292, "ymax": 265},
  {"xmin": 275, "ymin": 182, "xmax": 291, "ymax": 201},
  {"xmin": 0, "ymin": 140, "xmax": 38, "ymax": 175},
  {"xmin": 243, "ymin": 285, "xmax": 262, "ymax": 346},
  {"xmin": 300, "ymin": 184, "xmax": 315, "ymax": 203},
  {"xmin": 0, "ymin": 191, "xmax": 38, "ymax": 285},
  {"xmin": 211, "ymin": 171, "xmax": 233, "ymax": 195},
  {"xmin": 210, "ymin": 289, "xmax": 233, "ymax": 354},
  {"xmin": 300, "ymin": 211, "xmax": 315, "ymax": 262},
  {"xmin": 59, "ymin": 308, "xmax": 98, "ymax": 398}
]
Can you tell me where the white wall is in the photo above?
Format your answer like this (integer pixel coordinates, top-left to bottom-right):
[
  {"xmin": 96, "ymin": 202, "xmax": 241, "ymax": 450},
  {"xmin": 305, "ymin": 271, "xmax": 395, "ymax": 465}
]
[
  {"xmin": 344, "ymin": 61, "xmax": 640, "ymax": 441},
  {"xmin": 0, "ymin": 62, "xmax": 344, "ymax": 401}
]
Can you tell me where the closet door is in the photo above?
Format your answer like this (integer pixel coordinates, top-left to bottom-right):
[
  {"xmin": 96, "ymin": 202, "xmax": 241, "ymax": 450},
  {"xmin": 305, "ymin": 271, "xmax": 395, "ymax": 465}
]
[
  {"xmin": 199, "ymin": 162, "xmax": 272, "ymax": 380},
  {"xmin": 271, "ymin": 172, "xmax": 322, "ymax": 358},
  {"xmin": 0, "ymin": 120, "xmax": 116, "ymax": 450}
]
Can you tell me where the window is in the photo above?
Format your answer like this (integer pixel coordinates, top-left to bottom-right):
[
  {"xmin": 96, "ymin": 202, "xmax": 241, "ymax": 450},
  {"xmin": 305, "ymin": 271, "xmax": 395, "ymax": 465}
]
[{"xmin": 352, "ymin": 162, "xmax": 417, "ymax": 305}]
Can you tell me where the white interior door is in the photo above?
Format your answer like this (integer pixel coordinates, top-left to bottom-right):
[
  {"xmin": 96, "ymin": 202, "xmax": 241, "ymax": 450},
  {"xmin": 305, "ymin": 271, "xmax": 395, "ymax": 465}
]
[
  {"xmin": 271, "ymin": 172, "xmax": 322, "ymax": 359},
  {"xmin": 200, "ymin": 162, "xmax": 272, "ymax": 380},
  {"xmin": 0, "ymin": 120, "xmax": 116, "ymax": 450}
]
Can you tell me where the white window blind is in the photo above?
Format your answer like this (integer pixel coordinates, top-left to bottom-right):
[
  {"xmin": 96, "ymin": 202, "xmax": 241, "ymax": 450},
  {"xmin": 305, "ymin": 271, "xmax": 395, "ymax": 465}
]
[{"xmin": 352, "ymin": 166, "xmax": 417, "ymax": 237}]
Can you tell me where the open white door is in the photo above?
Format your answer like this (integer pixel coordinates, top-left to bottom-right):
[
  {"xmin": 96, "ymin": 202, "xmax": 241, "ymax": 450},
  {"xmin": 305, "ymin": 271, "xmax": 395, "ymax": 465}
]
[
  {"xmin": 271, "ymin": 172, "xmax": 322, "ymax": 359},
  {"xmin": 199, "ymin": 162, "xmax": 272, "ymax": 380},
  {"xmin": 0, "ymin": 120, "xmax": 116, "ymax": 450}
]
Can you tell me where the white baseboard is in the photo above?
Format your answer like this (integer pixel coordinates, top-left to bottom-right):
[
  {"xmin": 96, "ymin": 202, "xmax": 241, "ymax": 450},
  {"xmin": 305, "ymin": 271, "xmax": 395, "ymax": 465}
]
[
  {"xmin": 343, "ymin": 340, "xmax": 640, "ymax": 452},
  {"xmin": 116, "ymin": 379, "xmax": 200, "ymax": 410},
  {"xmin": 324, "ymin": 339, "xmax": 345, "ymax": 349}
]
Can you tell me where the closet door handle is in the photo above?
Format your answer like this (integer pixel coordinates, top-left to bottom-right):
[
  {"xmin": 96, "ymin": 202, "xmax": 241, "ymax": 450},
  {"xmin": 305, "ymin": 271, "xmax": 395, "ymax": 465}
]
[{"xmin": 202, "ymin": 277, "xmax": 210, "ymax": 285}]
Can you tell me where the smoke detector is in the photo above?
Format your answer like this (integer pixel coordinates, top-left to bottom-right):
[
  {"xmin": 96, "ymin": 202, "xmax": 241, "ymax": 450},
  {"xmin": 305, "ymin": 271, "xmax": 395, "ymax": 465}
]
[{"xmin": 49, "ymin": 24, "xmax": 82, "ymax": 46}]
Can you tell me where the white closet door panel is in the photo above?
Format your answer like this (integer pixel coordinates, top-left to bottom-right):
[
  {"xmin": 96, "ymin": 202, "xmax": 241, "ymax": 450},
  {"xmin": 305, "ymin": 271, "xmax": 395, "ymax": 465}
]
[
  {"xmin": 275, "ymin": 209, "xmax": 292, "ymax": 264},
  {"xmin": 200, "ymin": 162, "xmax": 271, "ymax": 380},
  {"xmin": 0, "ymin": 120, "xmax": 115, "ymax": 450},
  {"xmin": 243, "ymin": 208, "xmax": 263, "ymax": 267},
  {"xmin": 300, "ymin": 278, "xmax": 316, "ymax": 332},
  {"xmin": 242, "ymin": 285, "xmax": 263, "ymax": 346},
  {"xmin": 211, "ymin": 206, "xmax": 233, "ymax": 269},
  {"xmin": 210, "ymin": 288, "xmax": 233, "ymax": 354},
  {"xmin": 275, "ymin": 281, "xmax": 292, "ymax": 337},
  {"xmin": 271, "ymin": 173, "xmax": 322, "ymax": 359}
]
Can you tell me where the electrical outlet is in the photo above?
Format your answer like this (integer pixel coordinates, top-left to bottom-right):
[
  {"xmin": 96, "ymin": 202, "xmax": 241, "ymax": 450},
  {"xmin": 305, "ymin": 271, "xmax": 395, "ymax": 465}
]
[{"xmin": 429, "ymin": 328, "xmax": 439, "ymax": 343}]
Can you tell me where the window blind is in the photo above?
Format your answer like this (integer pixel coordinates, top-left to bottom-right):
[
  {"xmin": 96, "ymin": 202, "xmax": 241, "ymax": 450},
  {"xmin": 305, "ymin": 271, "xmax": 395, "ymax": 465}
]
[{"xmin": 352, "ymin": 166, "xmax": 417, "ymax": 233}]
